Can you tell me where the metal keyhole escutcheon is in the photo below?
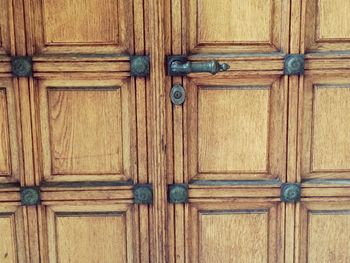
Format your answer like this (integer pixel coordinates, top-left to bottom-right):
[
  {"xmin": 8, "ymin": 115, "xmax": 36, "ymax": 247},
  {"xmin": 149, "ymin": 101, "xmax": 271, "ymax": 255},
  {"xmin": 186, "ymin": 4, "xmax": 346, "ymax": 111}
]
[{"xmin": 170, "ymin": 84, "xmax": 186, "ymax": 105}]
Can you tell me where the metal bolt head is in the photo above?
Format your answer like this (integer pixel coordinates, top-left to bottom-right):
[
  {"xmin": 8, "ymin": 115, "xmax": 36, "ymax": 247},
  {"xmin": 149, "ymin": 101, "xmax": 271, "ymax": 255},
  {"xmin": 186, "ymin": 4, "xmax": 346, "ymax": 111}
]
[
  {"xmin": 21, "ymin": 187, "xmax": 40, "ymax": 206},
  {"xmin": 130, "ymin": 56, "xmax": 150, "ymax": 77},
  {"xmin": 281, "ymin": 183, "xmax": 301, "ymax": 203},
  {"xmin": 284, "ymin": 54, "xmax": 304, "ymax": 75},
  {"xmin": 133, "ymin": 184, "xmax": 153, "ymax": 204},
  {"xmin": 168, "ymin": 184, "xmax": 188, "ymax": 203},
  {"xmin": 11, "ymin": 56, "xmax": 32, "ymax": 77}
]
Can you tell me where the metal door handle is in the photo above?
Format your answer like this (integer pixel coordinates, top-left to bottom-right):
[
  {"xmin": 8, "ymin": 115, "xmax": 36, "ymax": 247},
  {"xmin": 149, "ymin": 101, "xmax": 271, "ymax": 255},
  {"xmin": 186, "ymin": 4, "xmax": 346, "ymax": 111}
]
[{"xmin": 167, "ymin": 55, "xmax": 230, "ymax": 76}]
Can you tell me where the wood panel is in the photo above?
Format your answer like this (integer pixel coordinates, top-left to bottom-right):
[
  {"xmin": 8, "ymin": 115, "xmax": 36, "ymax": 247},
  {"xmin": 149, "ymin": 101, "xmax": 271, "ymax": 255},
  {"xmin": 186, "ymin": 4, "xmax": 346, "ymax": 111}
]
[
  {"xmin": 188, "ymin": 200, "xmax": 283, "ymax": 263},
  {"xmin": 39, "ymin": 203, "xmax": 136, "ymax": 263},
  {"xmin": 186, "ymin": 75, "xmax": 287, "ymax": 181},
  {"xmin": 32, "ymin": 76, "xmax": 137, "ymax": 183},
  {"xmin": 300, "ymin": 73, "xmax": 350, "ymax": 180},
  {"xmin": 0, "ymin": 0, "xmax": 14, "ymax": 55},
  {"xmin": 0, "ymin": 205, "xmax": 27, "ymax": 263},
  {"xmin": 24, "ymin": 0, "xmax": 133, "ymax": 54},
  {"xmin": 186, "ymin": 0, "xmax": 290, "ymax": 53},
  {"xmin": 302, "ymin": 0, "xmax": 350, "ymax": 52},
  {"xmin": 0, "ymin": 78, "xmax": 20, "ymax": 183},
  {"xmin": 298, "ymin": 201, "xmax": 350, "ymax": 262}
]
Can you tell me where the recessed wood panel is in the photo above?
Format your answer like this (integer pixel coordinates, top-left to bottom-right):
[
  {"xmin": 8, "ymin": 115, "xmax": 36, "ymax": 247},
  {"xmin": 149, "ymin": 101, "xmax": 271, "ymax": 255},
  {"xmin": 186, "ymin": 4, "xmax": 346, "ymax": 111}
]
[
  {"xmin": 0, "ymin": 89, "xmax": 10, "ymax": 175},
  {"xmin": 34, "ymin": 77, "xmax": 136, "ymax": 183},
  {"xmin": 0, "ymin": 79, "xmax": 20, "ymax": 183},
  {"xmin": 188, "ymin": 201, "xmax": 283, "ymax": 263},
  {"xmin": 25, "ymin": 0, "xmax": 133, "ymax": 54},
  {"xmin": 187, "ymin": 0, "xmax": 289, "ymax": 53},
  {"xmin": 299, "ymin": 201, "xmax": 350, "ymax": 262},
  {"xmin": 303, "ymin": 0, "xmax": 350, "ymax": 52},
  {"xmin": 48, "ymin": 88, "xmax": 122, "ymax": 175},
  {"xmin": 42, "ymin": 203, "xmax": 135, "ymax": 263},
  {"xmin": 312, "ymin": 86, "xmax": 350, "ymax": 170},
  {"xmin": 0, "ymin": 0, "xmax": 14, "ymax": 54},
  {"xmin": 186, "ymin": 76, "xmax": 287, "ymax": 181},
  {"xmin": 0, "ymin": 216, "xmax": 17, "ymax": 263},
  {"xmin": 198, "ymin": 87, "xmax": 270, "ymax": 173},
  {"xmin": 43, "ymin": 0, "xmax": 118, "ymax": 45},
  {"xmin": 300, "ymin": 74, "xmax": 350, "ymax": 179},
  {"xmin": 0, "ymin": 206, "xmax": 27, "ymax": 263}
]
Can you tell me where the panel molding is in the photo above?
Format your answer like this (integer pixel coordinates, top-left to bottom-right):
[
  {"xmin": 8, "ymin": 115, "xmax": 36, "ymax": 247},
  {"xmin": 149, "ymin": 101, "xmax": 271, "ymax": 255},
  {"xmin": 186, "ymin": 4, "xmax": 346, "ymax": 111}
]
[
  {"xmin": 302, "ymin": 0, "xmax": 350, "ymax": 53},
  {"xmin": 298, "ymin": 201, "xmax": 350, "ymax": 262},
  {"xmin": 41, "ymin": 203, "xmax": 136, "ymax": 263},
  {"xmin": 0, "ymin": 205, "xmax": 27, "ymax": 262},
  {"xmin": 0, "ymin": 0, "xmax": 14, "ymax": 55},
  {"xmin": 32, "ymin": 76, "xmax": 139, "ymax": 184},
  {"xmin": 186, "ymin": 0, "xmax": 290, "ymax": 53},
  {"xmin": 24, "ymin": 0, "xmax": 134, "ymax": 54},
  {"xmin": 0, "ymin": 78, "xmax": 20, "ymax": 184},
  {"xmin": 300, "ymin": 74, "xmax": 350, "ymax": 180},
  {"xmin": 187, "ymin": 201, "xmax": 283, "ymax": 263},
  {"xmin": 185, "ymin": 76, "xmax": 287, "ymax": 181}
]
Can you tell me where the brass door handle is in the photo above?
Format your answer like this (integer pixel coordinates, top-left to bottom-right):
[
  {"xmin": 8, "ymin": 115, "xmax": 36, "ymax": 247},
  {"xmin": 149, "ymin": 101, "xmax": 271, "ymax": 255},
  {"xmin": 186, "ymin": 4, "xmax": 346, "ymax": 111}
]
[{"xmin": 167, "ymin": 55, "xmax": 230, "ymax": 76}]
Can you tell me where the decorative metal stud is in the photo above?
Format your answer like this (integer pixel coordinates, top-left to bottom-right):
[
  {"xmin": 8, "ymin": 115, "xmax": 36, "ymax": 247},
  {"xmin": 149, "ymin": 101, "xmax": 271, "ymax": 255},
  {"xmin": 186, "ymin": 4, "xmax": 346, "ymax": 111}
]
[
  {"xmin": 170, "ymin": 84, "xmax": 186, "ymax": 105},
  {"xmin": 133, "ymin": 184, "xmax": 153, "ymax": 204},
  {"xmin": 284, "ymin": 54, "xmax": 304, "ymax": 76},
  {"xmin": 168, "ymin": 184, "xmax": 188, "ymax": 203},
  {"xmin": 130, "ymin": 56, "xmax": 150, "ymax": 77},
  {"xmin": 20, "ymin": 187, "xmax": 40, "ymax": 206},
  {"xmin": 281, "ymin": 183, "xmax": 301, "ymax": 203},
  {"xmin": 11, "ymin": 56, "xmax": 33, "ymax": 77}
]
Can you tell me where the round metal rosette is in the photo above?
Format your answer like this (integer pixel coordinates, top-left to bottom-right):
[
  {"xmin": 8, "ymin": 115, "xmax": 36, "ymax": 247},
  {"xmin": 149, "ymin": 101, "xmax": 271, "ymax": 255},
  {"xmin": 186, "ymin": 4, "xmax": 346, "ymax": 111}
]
[
  {"xmin": 130, "ymin": 56, "xmax": 150, "ymax": 77},
  {"xmin": 284, "ymin": 54, "xmax": 304, "ymax": 75},
  {"xmin": 281, "ymin": 183, "xmax": 301, "ymax": 203},
  {"xmin": 21, "ymin": 187, "xmax": 40, "ymax": 206},
  {"xmin": 11, "ymin": 56, "xmax": 32, "ymax": 77},
  {"xmin": 168, "ymin": 184, "xmax": 188, "ymax": 203},
  {"xmin": 133, "ymin": 185, "xmax": 153, "ymax": 204}
]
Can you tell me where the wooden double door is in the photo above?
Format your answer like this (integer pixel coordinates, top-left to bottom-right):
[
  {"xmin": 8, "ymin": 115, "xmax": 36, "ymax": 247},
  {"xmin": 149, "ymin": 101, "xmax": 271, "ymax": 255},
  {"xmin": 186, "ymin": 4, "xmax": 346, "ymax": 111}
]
[{"xmin": 1, "ymin": 0, "xmax": 350, "ymax": 262}]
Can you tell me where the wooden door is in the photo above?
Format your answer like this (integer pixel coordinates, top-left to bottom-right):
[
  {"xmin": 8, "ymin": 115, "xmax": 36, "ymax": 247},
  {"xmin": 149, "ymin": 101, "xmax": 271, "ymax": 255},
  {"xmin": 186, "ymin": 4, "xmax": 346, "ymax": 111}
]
[
  {"xmin": 0, "ymin": 0, "xmax": 163, "ymax": 262},
  {"xmin": 166, "ymin": 0, "xmax": 350, "ymax": 263},
  {"xmin": 296, "ymin": 0, "xmax": 350, "ymax": 262},
  {"xmin": 166, "ymin": 1, "xmax": 290, "ymax": 262},
  {"xmin": 2, "ymin": 0, "xmax": 350, "ymax": 262}
]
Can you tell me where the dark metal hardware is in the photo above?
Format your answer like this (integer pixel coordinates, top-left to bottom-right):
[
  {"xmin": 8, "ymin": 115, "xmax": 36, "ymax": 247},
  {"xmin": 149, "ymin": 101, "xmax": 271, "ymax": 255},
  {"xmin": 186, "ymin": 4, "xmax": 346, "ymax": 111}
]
[
  {"xmin": 133, "ymin": 184, "xmax": 153, "ymax": 204},
  {"xmin": 170, "ymin": 84, "xmax": 186, "ymax": 105},
  {"xmin": 130, "ymin": 56, "xmax": 150, "ymax": 77},
  {"xmin": 281, "ymin": 183, "xmax": 301, "ymax": 203},
  {"xmin": 167, "ymin": 55, "xmax": 230, "ymax": 76},
  {"xmin": 284, "ymin": 54, "xmax": 304, "ymax": 75},
  {"xmin": 168, "ymin": 184, "xmax": 188, "ymax": 203},
  {"xmin": 20, "ymin": 187, "xmax": 40, "ymax": 206},
  {"xmin": 11, "ymin": 56, "xmax": 33, "ymax": 77}
]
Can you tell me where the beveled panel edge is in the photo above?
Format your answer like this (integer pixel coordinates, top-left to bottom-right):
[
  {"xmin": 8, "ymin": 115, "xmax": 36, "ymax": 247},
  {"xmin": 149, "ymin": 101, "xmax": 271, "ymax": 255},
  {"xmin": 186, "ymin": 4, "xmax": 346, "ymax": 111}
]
[
  {"xmin": 33, "ymin": 53, "xmax": 130, "ymax": 62},
  {"xmin": 189, "ymin": 179, "xmax": 282, "ymax": 187},
  {"xmin": 303, "ymin": 178, "xmax": 350, "ymax": 186},
  {"xmin": 40, "ymin": 179, "xmax": 134, "ymax": 188}
]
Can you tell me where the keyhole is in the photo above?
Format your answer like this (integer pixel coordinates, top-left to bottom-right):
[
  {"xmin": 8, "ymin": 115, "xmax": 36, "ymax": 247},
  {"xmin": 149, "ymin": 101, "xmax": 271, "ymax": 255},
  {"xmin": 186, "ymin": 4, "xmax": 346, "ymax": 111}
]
[{"xmin": 174, "ymin": 91, "xmax": 182, "ymax": 99}]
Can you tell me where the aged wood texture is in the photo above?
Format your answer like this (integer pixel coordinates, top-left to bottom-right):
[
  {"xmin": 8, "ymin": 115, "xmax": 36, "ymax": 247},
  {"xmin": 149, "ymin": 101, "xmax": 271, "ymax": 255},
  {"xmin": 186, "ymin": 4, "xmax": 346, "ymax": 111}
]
[{"xmin": 1, "ymin": 0, "xmax": 350, "ymax": 262}]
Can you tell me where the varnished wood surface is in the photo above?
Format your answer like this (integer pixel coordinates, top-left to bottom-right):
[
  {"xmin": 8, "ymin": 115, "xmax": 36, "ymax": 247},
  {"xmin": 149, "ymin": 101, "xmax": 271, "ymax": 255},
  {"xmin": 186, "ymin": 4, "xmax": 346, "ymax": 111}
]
[{"xmin": 0, "ymin": 0, "xmax": 350, "ymax": 262}]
